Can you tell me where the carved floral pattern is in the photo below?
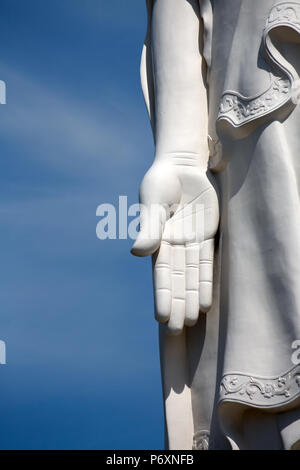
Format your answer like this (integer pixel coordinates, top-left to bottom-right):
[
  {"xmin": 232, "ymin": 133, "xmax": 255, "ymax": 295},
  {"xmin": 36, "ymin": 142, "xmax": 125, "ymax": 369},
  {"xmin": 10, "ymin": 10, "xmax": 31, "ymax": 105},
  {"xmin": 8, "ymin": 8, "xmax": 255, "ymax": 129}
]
[
  {"xmin": 220, "ymin": 365, "xmax": 300, "ymax": 407},
  {"xmin": 219, "ymin": 77, "xmax": 290, "ymax": 125},
  {"xmin": 192, "ymin": 431, "xmax": 210, "ymax": 450},
  {"xmin": 267, "ymin": 2, "xmax": 300, "ymax": 26}
]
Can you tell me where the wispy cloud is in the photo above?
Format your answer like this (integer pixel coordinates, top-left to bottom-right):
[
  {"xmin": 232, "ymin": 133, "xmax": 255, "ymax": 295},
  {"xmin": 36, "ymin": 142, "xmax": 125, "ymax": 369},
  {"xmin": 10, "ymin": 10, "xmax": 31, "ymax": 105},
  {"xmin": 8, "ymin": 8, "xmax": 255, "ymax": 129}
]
[{"xmin": 0, "ymin": 62, "xmax": 151, "ymax": 189}]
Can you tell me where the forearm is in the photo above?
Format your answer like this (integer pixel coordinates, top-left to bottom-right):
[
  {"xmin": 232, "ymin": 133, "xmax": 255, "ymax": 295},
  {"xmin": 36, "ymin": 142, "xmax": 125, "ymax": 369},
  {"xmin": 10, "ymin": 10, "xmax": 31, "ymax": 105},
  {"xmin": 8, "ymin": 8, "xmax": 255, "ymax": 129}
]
[{"xmin": 151, "ymin": 0, "xmax": 208, "ymax": 169}]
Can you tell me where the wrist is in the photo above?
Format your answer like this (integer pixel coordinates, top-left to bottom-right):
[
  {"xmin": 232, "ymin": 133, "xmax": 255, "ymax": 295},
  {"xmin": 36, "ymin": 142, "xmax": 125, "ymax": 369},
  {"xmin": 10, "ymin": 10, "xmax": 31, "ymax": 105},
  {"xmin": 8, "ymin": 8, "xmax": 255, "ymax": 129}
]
[{"xmin": 154, "ymin": 150, "xmax": 208, "ymax": 172}]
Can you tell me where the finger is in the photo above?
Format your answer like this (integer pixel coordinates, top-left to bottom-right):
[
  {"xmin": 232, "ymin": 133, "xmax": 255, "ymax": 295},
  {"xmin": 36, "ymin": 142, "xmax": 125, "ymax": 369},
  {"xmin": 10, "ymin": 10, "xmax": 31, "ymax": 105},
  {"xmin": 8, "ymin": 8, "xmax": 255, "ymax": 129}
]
[
  {"xmin": 199, "ymin": 238, "xmax": 214, "ymax": 313},
  {"xmin": 167, "ymin": 245, "xmax": 185, "ymax": 335},
  {"xmin": 154, "ymin": 241, "xmax": 172, "ymax": 322},
  {"xmin": 131, "ymin": 203, "xmax": 166, "ymax": 257},
  {"xmin": 185, "ymin": 243, "xmax": 200, "ymax": 326}
]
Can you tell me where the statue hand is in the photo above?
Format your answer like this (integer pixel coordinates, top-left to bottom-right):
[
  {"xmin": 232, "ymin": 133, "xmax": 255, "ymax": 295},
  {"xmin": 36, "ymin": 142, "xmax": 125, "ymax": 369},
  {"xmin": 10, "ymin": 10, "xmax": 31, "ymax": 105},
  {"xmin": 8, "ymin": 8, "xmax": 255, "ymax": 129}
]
[{"xmin": 131, "ymin": 159, "xmax": 219, "ymax": 335}]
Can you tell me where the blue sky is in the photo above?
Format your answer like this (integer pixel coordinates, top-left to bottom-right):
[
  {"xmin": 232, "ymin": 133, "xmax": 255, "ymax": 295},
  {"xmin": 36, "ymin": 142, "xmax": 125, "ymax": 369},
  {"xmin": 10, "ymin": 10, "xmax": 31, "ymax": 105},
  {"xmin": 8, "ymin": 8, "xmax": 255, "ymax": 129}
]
[{"xmin": 0, "ymin": 0, "xmax": 164, "ymax": 449}]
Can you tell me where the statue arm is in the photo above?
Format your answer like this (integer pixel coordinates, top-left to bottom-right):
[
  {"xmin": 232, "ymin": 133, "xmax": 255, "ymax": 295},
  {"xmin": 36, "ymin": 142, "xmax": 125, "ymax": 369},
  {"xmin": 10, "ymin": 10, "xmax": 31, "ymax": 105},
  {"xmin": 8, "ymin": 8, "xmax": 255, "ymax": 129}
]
[
  {"xmin": 151, "ymin": 0, "xmax": 209, "ymax": 163},
  {"xmin": 132, "ymin": 0, "xmax": 219, "ymax": 334}
]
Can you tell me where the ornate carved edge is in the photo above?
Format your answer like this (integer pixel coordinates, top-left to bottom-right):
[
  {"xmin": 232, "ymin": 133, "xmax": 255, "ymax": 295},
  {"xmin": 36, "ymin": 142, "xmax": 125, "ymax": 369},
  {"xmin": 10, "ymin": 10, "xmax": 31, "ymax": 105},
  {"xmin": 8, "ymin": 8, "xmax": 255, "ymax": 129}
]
[
  {"xmin": 192, "ymin": 430, "xmax": 210, "ymax": 450},
  {"xmin": 217, "ymin": 2, "xmax": 300, "ymax": 128},
  {"xmin": 219, "ymin": 364, "xmax": 300, "ymax": 408}
]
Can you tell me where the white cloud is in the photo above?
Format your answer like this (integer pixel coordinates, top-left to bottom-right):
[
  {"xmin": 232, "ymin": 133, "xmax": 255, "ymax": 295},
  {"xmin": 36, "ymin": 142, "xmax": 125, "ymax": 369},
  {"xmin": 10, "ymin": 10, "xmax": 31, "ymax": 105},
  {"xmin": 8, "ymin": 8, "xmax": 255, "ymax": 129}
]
[{"xmin": 0, "ymin": 62, "xmax": 152, "ymax": 187}]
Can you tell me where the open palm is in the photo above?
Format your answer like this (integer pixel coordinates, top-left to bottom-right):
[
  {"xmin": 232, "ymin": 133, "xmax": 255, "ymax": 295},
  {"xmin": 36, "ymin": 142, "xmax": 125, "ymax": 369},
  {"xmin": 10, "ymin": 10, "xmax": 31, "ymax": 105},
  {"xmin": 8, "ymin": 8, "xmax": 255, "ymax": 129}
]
[{"xmin": 132, "ymin": 161, "xmax": 219, "ymax": 335}]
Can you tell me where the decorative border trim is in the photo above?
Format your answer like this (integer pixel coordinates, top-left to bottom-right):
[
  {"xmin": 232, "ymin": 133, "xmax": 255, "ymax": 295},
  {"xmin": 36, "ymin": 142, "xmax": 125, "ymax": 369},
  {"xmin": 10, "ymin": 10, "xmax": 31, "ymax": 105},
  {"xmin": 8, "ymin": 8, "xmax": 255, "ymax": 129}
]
[
  {"xmin": 192, "ymin": 430, "xmax": 210, "ymax": 450},
  {"xmin": 219, "ymin": 364, "xmax": 300, "ymax": 408},
  {"xmin": 217, "ymin": 2, "xmax": 300, "ymax": 128}
]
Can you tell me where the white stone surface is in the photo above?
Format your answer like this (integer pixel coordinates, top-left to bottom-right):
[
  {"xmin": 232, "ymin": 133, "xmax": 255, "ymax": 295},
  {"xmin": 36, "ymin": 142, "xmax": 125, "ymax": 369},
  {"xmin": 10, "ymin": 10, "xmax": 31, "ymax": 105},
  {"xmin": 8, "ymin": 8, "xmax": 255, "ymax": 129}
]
[{"xmin": 132, "ymin": 0, "xmax": 300, "ymax": 450}]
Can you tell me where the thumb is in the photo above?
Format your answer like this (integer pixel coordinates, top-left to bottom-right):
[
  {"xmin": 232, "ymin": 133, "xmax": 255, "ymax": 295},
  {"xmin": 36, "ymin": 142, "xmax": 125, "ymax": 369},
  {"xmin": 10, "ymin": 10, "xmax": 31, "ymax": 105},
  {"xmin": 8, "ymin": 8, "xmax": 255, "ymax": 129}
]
[
  {"xmin": 131, "ymin": 163, "xmax": 181, "ymax": 256},
  {"xmin": 131, "ymin": 202, "xmax": 166, "ymax": 257}
]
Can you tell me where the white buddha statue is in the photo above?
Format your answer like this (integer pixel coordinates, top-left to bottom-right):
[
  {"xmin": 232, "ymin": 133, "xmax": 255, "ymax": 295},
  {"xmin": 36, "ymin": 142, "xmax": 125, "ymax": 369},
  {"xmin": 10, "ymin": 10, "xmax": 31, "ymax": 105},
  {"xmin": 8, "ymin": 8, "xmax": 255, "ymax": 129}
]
[{"xmin": 132, "ymin": 0, "xmax": 300, "ymax": 450}]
